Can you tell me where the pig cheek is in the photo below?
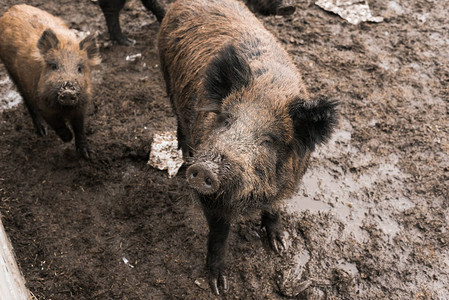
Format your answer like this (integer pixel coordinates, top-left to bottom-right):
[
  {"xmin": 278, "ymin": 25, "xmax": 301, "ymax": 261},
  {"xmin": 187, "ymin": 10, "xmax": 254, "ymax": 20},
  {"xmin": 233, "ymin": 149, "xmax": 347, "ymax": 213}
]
[
  {"xmin": 256, "ymin": 151, "xmax": 279, "ymax": 192},
  {"xmin": 236, "ymin": 151, "xmax": 277, "ymax": 200},
  {"xmin": 66, "ymin": 69, "xmax": 91, "ymax": 99},
  {"xmin": 38, "ymin": 72, "xmax": 60, "ymax": 102},
  {"xmin": 75, "ymin": 76, "xmax": 90, "ymax": 97}
]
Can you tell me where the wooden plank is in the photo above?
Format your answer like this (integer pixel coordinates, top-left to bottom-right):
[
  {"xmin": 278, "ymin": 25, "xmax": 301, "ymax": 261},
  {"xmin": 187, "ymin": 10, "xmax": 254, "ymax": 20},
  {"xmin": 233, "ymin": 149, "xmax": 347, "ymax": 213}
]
[{"xmin": 0, "ymin": 216, "xmax": 31, "ymax": 300}]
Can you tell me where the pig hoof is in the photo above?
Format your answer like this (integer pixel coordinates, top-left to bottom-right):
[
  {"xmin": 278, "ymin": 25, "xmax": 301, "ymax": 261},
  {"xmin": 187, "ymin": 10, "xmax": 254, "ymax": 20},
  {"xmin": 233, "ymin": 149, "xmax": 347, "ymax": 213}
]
[
  {"xmin": 267, "ymin": 229, "xmax": 286, "ymax": 254},
  {"xmin": 210, "ymin": 273, "xmax": 228, "ymax": 295},
  {"xmin": 34, "ymin": 122, "xmax": 47, "ymax": 137},
  {"xmin": 113, "ymin": 34, "xmax": 136, "ymax": 46},
  {"xmin": 276, "ymin": 5, "xmax": 296, "ymax": 16},
  {"xmin": 77, "ymin": 145, "xmax": 92, "ymax": 160}
]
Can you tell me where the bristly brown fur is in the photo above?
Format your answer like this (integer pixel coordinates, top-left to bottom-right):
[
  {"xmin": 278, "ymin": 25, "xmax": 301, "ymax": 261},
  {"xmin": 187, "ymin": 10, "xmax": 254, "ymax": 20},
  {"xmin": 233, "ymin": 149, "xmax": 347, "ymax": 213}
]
[
  {"xmin": 0, "ymin": 4, "xmax": 100, "ymax": 158},
  {"xmin": 159, "ymin": 0, "xmax": 338, "ymax": 214},
  {"xmin": 158, "ymin": 0, "xmax": 338, "ymax": 293}
]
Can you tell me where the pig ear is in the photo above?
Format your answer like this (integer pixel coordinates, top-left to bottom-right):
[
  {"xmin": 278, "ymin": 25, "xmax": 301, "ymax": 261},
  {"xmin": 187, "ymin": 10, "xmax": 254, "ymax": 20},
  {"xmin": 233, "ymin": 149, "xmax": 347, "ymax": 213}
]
[
  {"xmin": 38, "ymin": 29, "xmax": 59, "ymax": 55},
  {"xmin": 80, "ymin": 35, "xmax": 101, "ymax": 66},
  {"xmin": 204, "ymin": 44, "xmax": 252, "ymax": 107},
  {"xmin": 289, "ymin": 98, "xmax": 338, "ymax": 151}
]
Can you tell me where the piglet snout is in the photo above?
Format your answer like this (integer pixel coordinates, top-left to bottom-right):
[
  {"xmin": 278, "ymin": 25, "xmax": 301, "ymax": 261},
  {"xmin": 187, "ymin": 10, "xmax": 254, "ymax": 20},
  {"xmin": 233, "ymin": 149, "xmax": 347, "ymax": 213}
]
[{"xmin": 58, "ymin": 82, "xmax": 79, "ymax": 106}]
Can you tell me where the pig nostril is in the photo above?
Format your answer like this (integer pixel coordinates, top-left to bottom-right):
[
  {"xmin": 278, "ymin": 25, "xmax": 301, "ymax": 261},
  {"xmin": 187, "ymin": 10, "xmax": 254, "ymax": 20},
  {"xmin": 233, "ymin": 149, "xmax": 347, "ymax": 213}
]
[{"xmin": 186, "ymin": 164, "xmax": 219, "ymax": 195}]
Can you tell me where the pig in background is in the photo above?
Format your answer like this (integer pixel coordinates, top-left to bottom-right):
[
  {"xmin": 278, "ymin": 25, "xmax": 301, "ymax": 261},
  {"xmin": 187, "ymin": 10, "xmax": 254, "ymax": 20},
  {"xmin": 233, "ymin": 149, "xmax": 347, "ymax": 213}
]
[
  {"xmin": 0, "ymin": 4, "xmax": 100, "ymax": 159},
  {"xmin": 247, "ymin": 0, "xmax": 296, "ymax": 16},
  {"xmin": 159, "ymin": 0, "xmax": 338, "ymax": 295},
  {"xmin": 95, "ymin": 0, "xmax": 295, "ymax": 45}
]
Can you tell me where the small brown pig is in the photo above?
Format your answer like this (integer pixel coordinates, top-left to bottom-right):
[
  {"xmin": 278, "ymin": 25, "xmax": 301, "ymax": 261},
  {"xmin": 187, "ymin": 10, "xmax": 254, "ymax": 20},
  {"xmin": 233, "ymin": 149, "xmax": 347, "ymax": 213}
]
[{"xmin": 0, "ymin": 4, "xmax": 100, "ymax": 159}]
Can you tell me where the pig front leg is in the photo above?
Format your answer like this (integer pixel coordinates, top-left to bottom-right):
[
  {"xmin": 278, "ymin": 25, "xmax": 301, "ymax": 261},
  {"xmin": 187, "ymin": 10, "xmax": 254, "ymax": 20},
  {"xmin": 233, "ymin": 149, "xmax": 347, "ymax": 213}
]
[
  {"xmin": 261, "ymin": 209, "xmax": 286, "ymax": 253},
  {"xmin": 8, "ymin": 74, "xmax": 47, "ymax": 137},
  {"xmin": 98, "ymin": 0, "xmax": 133, "ymax": 45},
  {"xmin": 203, "ymin": 209, "xmax": 230, "ymax": 295},
  {"xmin": 70, "ymin": 113, "xmax": 91, "ymax": 159},
  {"xmin": 23, "ymin": 98, "xmax": 47, "ymax": 137},
  {"xmin": 141, "ymin": 0, "xmax": 166, "ymax": 23}
]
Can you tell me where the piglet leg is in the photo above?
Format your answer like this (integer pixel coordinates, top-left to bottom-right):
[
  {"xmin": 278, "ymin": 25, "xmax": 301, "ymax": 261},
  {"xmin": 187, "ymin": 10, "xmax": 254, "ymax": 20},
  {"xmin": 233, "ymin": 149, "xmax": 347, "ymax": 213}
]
[{"xmin": 70, "ymin": 113, "xmax": 91, "ymax": 159}]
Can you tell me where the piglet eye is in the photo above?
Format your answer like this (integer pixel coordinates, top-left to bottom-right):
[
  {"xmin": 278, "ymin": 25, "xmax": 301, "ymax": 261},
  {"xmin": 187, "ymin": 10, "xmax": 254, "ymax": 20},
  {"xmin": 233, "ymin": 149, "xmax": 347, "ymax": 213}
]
[
  {"xmin": 77, "ymin": 64, "xmax": 84, "ymax": 73},
  {"xmin": 49, "ymin": 62, "xmax": 58, "ymax": 70}
]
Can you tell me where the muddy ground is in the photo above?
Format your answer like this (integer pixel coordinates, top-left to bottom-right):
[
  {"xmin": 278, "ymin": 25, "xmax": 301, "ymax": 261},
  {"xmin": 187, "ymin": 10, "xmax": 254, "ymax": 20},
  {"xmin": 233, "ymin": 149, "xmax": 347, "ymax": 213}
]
[{"xmin": 0, "ymin": 0, "xmax": 448, "ymax": 299}]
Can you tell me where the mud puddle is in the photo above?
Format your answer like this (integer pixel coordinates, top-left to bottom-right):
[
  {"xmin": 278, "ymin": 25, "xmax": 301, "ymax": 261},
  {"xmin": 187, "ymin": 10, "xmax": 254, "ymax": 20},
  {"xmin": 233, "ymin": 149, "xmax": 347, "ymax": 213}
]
[
  {"xmin": 1, "ymin": 0, "xmax": 448, "ymax": 299},
  {"xmin": 0, "ymin": 75, "xmax": 21, "ymax": 112},
  {"xmin": 286, "ymin": 117, "xmax": 414, "ymax": 242}
]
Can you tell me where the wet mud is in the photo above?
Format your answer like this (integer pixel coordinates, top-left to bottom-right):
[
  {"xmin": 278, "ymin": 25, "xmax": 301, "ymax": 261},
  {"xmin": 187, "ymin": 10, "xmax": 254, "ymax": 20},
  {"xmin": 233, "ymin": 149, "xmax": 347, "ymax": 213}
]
[{"xmin": 0, "ymin": 0, "xmax": 448, "ymax": 299}]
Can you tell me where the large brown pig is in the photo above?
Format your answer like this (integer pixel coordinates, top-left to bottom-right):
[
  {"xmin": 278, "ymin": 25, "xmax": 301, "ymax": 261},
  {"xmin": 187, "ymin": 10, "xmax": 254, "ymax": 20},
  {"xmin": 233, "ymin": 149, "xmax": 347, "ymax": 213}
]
[
  {"xmin": 158, "ymin": 0, "xmax": 338, "ymax": 295},
  {"xmin": 0, "ymin": 4, "xmax": 100, "ymax": 159}
]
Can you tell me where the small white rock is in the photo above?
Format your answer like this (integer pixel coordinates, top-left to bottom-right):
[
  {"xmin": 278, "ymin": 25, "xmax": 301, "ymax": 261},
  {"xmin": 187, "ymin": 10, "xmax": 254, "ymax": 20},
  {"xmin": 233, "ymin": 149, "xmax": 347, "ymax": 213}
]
[{"xmin": 148, "ymin": 131, "xmax": 184, "ymax": 178}]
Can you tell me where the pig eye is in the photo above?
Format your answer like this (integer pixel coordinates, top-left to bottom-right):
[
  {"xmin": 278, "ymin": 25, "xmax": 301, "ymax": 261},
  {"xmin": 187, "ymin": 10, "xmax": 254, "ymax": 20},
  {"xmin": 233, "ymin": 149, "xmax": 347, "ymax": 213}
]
[
  {"xmin": 260, "ymin": 135, "xmax": 276, "ymax": 146},
  {"xmin": 77, "ymin": 64, "xmax": 84, "ymax": 73},
  {"xmin": 217, "ymin": 113, "xmax": 232, "ymax": 128},
  {"xmin": 48, "ymin": 62, "xmax": 59, "ymax": 71}
]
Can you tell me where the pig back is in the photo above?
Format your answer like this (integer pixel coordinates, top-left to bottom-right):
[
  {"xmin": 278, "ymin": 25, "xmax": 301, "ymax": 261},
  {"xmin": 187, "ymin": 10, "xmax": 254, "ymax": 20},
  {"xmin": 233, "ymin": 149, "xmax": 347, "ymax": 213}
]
[{"xmin": 158, "ymin": 0, "xmax": 307, "ymax": 146}]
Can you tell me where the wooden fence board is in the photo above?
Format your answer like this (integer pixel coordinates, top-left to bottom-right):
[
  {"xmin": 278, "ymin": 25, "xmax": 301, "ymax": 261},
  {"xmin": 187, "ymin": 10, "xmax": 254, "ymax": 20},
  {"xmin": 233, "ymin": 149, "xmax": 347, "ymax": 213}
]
[{"xmin": 0, "ymin": 217, "xmax": 31, "ymax": 300}]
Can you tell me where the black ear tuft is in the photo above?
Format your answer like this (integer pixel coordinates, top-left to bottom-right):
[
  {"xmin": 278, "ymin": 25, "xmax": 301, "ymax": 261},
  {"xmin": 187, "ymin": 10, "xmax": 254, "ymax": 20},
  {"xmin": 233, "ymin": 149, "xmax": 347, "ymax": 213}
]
[
  {"xmin": 289, "ymin": 98, "xmax": 338, "ymax": 151},
  {"xmin": 203, "ymin": 44, "xmax": 252, "ymax": 106},
  {"xmin": 38, "ymin": 29, "xmax": 59, "ymax": 55}
]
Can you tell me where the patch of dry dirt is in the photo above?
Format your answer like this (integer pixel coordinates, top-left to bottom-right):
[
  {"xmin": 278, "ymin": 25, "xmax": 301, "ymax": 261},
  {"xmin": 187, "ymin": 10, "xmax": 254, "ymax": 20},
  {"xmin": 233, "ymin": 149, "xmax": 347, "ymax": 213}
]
[{"xmin": 0, "ymin": 0, "xmax": 448, "ymax": 299}]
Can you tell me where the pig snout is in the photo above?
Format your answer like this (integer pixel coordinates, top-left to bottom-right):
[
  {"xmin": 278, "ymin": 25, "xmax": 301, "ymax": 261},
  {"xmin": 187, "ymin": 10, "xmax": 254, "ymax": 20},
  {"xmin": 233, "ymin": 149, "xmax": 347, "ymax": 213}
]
[
  {"xmin": 57, "ymin": 81, "xmax": 80, "ymax": 106},
  {"xmin": 186, "ymin": 162, "xmax": 220, "ymax": 195}
]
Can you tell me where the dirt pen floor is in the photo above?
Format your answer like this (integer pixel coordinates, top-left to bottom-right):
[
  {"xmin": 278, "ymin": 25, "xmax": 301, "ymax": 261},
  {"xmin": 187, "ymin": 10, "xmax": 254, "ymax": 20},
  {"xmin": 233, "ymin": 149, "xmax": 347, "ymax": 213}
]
[{"xmin": 0, "ymin": 0, "xmax": 448, "ymax": 299}]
